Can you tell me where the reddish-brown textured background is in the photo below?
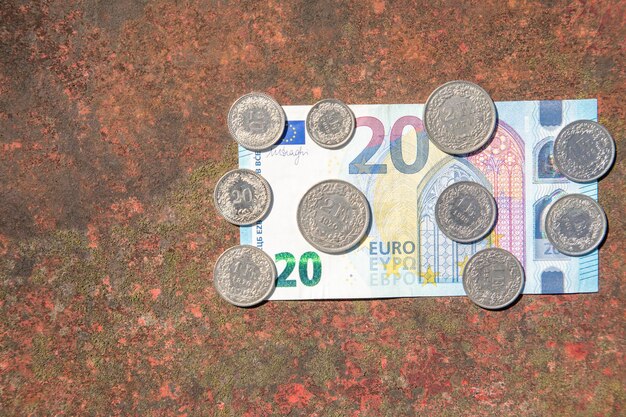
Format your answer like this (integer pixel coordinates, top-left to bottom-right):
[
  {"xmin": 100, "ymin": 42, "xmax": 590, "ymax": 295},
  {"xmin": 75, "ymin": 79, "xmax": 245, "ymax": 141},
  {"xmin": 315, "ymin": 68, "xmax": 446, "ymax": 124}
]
[{"xmin": 1, "ymin": 1, "xmax": 624, "ymax": 416}]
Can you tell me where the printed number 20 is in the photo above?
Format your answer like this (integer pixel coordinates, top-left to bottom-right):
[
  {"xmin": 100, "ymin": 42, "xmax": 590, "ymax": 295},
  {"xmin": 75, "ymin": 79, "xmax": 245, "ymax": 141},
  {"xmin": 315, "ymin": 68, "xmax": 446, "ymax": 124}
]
[
  {"xmin": 275, "ymin": 252, "xmax": 322, "ymax": 287},
  {"xmin": 349, "ymin": 116, "xmax": 429, "ymax": 175},
  {"xmin": 544, "ymin": 243, "xmax": 561, "ymax": 255}
]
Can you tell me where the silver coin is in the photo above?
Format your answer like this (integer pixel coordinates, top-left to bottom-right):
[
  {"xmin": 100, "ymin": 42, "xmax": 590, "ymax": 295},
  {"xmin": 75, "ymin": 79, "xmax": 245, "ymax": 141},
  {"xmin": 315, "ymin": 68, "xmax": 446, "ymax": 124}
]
[
  {"xmin": 213, "ymin": 169, "xmax": 272, "ymax": 226},
  {"xmin": 435, "ymin": 181, "xmax": 497, "ymax": 243},
  {"xmin": 553, "ymin": 120, "xmax": 615, "ymax": 182},
  {"xmin": 297, "ymin": 180, "xmax": 370, "ymax": 254},
  {"xmin": 462, "ymin": 248, "xmax": 525, "ymax": 310},
  {"xmin": 545, "ymin": 194, "xmax": 607, "ymax": 256},
  {"xmin": 423, "ymin": 80, "xmax": 497, "ymax": 155},
  {"xmin": 227, "ymin": 92, "xmax": 286, "ymax": 151},
  {"xmin": 306, "ymin": 99, "xmax": 356, "ymax": 149},
  {"xmin": 213, "ymin": 245, "xmax": 276, "ymax": 307}
]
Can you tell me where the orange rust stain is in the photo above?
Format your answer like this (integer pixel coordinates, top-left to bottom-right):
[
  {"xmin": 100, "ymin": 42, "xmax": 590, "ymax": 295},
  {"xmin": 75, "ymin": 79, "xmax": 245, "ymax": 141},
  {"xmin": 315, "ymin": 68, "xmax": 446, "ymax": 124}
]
[
  {"xmin": 149, "ymin": 288, "xmax": 161, "ymax": 300},
  {"xmin": 187, "ymin": 305, "xmax": 202, "ymax": 318},
  {"xmin": 564, "ymin": 342, "xmax": 590, "ymax": 361},
  {"xmin": 3, "ymin": 141, "xmax": 22, "ymax": 151},
  {"xmin": 87, "ymin": 224, "xmax": 99, "ymax": 248},
  {"xmin": 373, "ymin": 0, "xmax": 385, "ymax": 14},
  {"xmin": 159, "ymin": 382, "xmax": 177, "ymax": 400}
]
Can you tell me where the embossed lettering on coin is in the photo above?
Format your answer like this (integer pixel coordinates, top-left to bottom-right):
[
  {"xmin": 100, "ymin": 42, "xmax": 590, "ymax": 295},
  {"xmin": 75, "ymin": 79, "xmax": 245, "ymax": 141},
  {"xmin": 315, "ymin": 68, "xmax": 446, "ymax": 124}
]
[
  {"xmin": 423, "ymin": 80, "xmax": 497, "ymax": 155},
  {"xmin": 228, "ymin": 92, "xmax": 286, "ymax": 151},
  {"xmin": 213, "ymin": 169, "xmax": 272, "ymax": 226},
  {"xmin": 435, "ymin": 181, "xmax": 496, "ymax": 243},
  {"xmin": 213, "ymin": 245, "xmax": 276, "ymax": 307},
  {"xmin": 462, "ymin": 248, "xmax": 524, "ymax": 310},
  {"xmin": 545, "ymin": 194, "xmax": 607, "ymax": 256},
  {"xmin": 553, "ymin": 120, "xmax": 615, "ymax": 182},
  {"xmin": 297, "ymin": 180, "xmax": 370, "ymax": 254},
  {"xmin": 306, "ymin": 99, "xmax": 356, "ymax": 149}
]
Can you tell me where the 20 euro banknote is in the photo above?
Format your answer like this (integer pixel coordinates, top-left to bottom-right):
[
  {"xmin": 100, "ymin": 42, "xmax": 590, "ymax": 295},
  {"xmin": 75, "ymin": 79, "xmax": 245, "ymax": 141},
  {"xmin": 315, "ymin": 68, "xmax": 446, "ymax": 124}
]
[{"xmin": 239, "ymin": 99, "xmax": 599, "ymax": 300}]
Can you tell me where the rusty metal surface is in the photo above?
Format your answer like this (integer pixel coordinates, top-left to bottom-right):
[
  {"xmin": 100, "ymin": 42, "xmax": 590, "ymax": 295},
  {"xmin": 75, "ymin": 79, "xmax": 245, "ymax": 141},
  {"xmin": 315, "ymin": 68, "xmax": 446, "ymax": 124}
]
[{"xmin": 1, "ymin": 1, "xmax": 624, "ymax": 415}]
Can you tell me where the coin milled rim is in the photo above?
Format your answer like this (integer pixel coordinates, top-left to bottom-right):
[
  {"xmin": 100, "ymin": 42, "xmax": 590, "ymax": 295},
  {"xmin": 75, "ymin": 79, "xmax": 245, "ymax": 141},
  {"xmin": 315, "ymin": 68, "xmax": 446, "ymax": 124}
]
[
  {"xmin": 227, "ymin": 92, "xmax": 287, "ymax": 151},
  {"xmin": 462, "ymin": 247, "xmax": 525, "ymax": 310},
  {"xmin": 553, "ymin": 120, "xmax": 616, "ymax": 183},
  {"xmin": 213, "ymin": 245, "xmax": 277, "ymax": 307},
  {"xmin": 296, "ymin": 179, "xmax": 371, "ymax": 254},
  {"xmin": 544, "ymin": 193, "xmax": 607, "ymax": 257},
  {"xmin": 434, "ymin": 181, "xmax": 497, "ymax": 243},
  {"xmin": 213, "ymin": 168, "xmax": 273, "ymax": 226},
  {"xmin": 423, "ymin": 80, "xmax": 497, "ymax": 155},
  {"xmin": 306, "ymin": 99, "xmax": 356, "ymax": 149}
]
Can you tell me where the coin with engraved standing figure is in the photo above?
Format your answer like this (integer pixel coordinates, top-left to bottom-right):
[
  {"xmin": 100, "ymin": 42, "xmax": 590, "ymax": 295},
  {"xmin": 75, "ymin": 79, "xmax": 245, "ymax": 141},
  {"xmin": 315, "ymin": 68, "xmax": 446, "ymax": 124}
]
[
  {"xmin": 435, "ymin": 181, "xmax": 497, "ymax": 243},
  {"xmin": 545, "ymin": 194, "xmax": 607, "ymax": 256},
  {"xmin": 228, "ymin": 92, "xmax": 286, "ymax": 151},
  {"xmin": 213, "ymin": 245, "xmax": 277, "ymax": 307},
  {"xmin": 553, "ymin": 120, "xmax": 616, "ymax": 183},
  {"xmin": 297, "ymin": 180, "xmax": 370, "ymax": 254},
  {"xmin": 424, "ymin": 80, "xmax": 497, "ymax": 155},
  {"xmin": 306, "ymin": 99, "xmax": 356, "ymax": 149},
  {"xmin": 462, "ymin": 248, "xmax": 525, "ymax": 310}
]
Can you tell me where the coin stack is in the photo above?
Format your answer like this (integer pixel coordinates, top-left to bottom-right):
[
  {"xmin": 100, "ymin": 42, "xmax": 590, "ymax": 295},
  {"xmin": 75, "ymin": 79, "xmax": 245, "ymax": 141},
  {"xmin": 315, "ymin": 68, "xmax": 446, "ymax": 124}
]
[{"xmin": 213, "ymin": 84, "xmax": 614, "ymax": 309}]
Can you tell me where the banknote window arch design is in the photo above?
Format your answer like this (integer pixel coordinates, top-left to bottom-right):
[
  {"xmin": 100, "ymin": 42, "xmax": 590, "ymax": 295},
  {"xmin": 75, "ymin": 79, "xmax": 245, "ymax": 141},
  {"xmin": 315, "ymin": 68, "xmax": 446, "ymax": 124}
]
[
  {"xmin": 416, "ymin": 157, "xmax": 490, "ymax": 284},
  {"xmin": 538, "ymin": 100, "xmax": 564, "ymax": 128},
  {"xmin": 469, "ymin": 121, "xmax": 526, "ymax": 264},
  {"xmin": 533, "ymin": 189, "xmax": 568, "ymax": 260},
  {"xmin": 533, "ymin": 137, "xmax": 566, "ymax": 183},
  {"xmin": 534, "ymin": 189, "xmax": 566, "ymax": 240},
  {"xmin": 541, "ymin": 267, "xmax": 565, "ymax": 293}
]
